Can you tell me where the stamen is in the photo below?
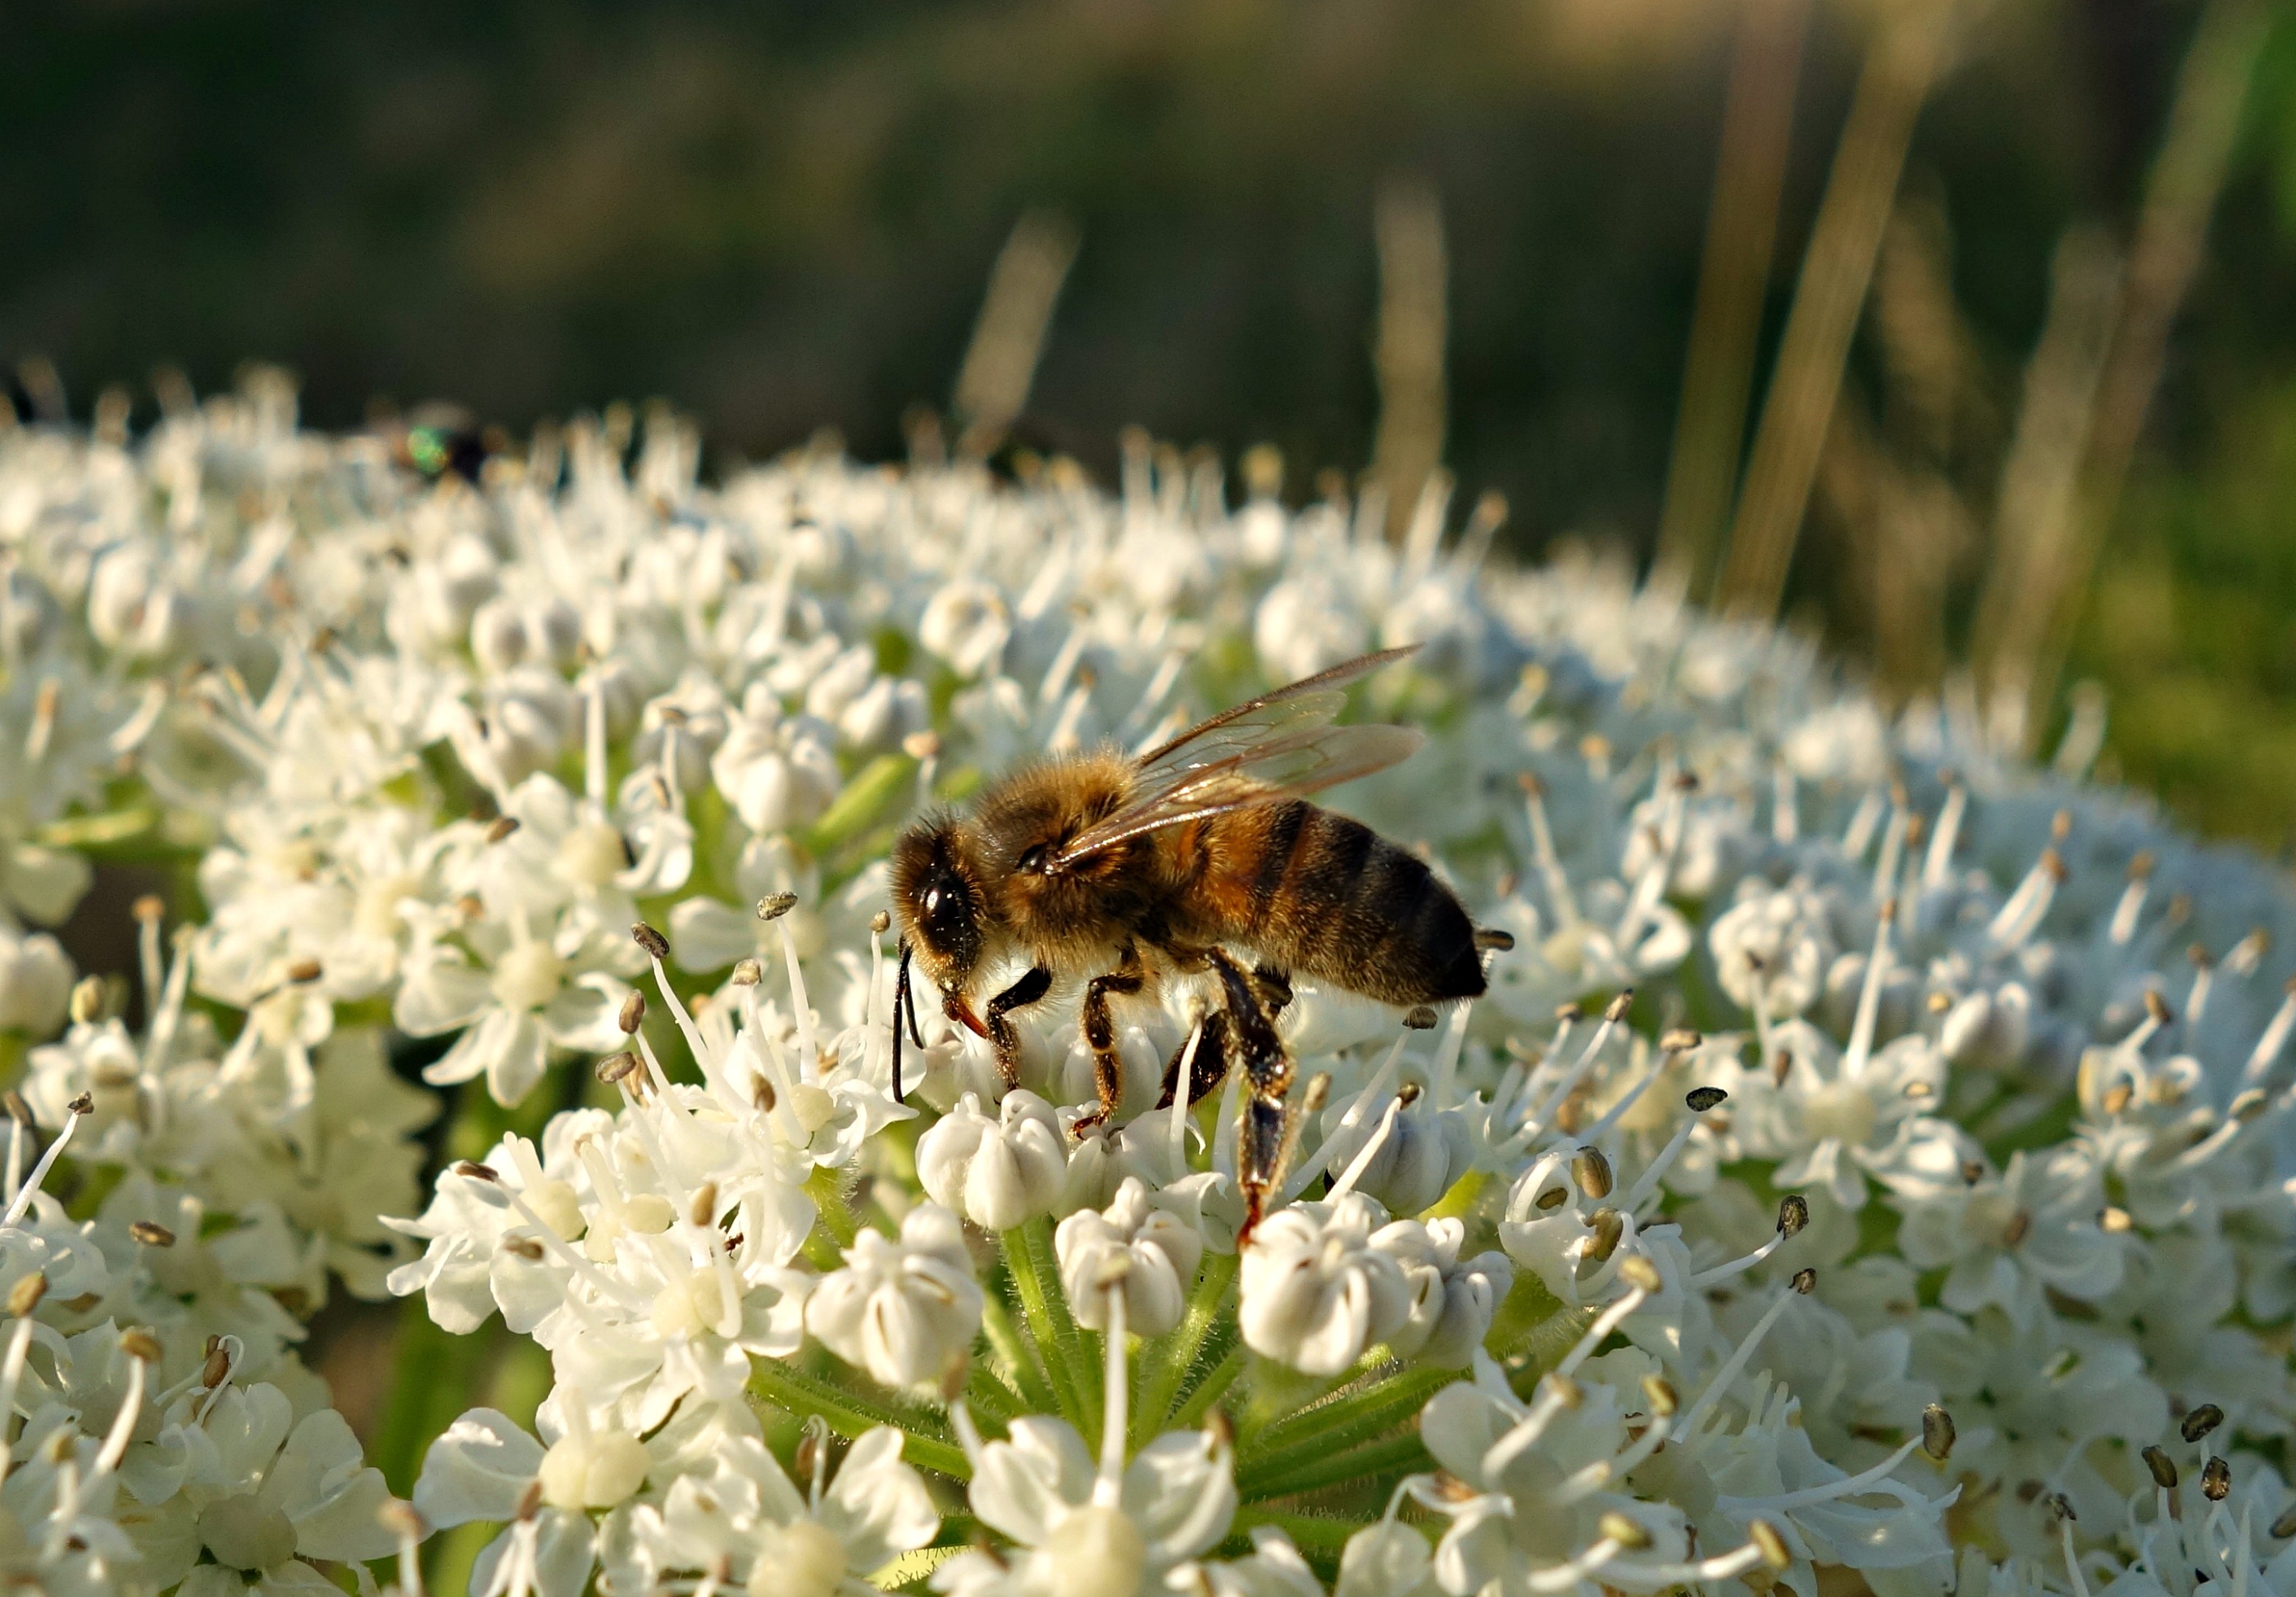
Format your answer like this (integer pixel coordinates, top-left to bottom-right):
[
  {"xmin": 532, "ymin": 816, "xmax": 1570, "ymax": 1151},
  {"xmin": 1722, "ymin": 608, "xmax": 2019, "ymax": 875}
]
[
  {"xmin": 1519, "ymin": 775, "xmax": 1581, "ymax": 930},
  {"xmin": 1168, "ymin": 1018, "xmax": 1203, "ymax": 1172},
  {"xmin": 1842, "ymin": 790, "xmax": 1884, "ymax": 860},
  {"xmin": 0, "ymin": 1312, "xmax": 37, "ymax": 1481},
  {"xmin": 1521, "ymin": 991, "xmax": 1633, "ymax": 1133},
  {"xmin": 1843, "ymin": 903, "xmax": 1895, "ymax": 1081},
  {"xmin": 1094, "ymin": 1266, "xmax": 1130, "ymax": 1506},
  {"xmin": 761, "ymin": 895, "xmax": 817, "ymax": 1079},
  {"xmin": 1756, "ymin": 1433, "xmax": 1927, "ymax": 1509},
  {"xmin": 1677, "ymin": 1283, "xmax": 1801, "ymax": 1438},
  {"xmin": 1924, "ymin": 784, "xmax": 1966, "ymax": 887},
  {"xmin": 3, "ymin": 1095, "xmax": 89, "ymax": 1225},
  {"xmin": 1556, "ymin": 1278, "xmax": 1653, "ymax": 1378},
  {"xmin": 1326, "ymin": 1097, "xmax": 1404, "ymax": 1202},
  {"xmin": 1772, "ymin": 766, "xmax": 1797, "ymax": 844},
  {"xmin": 1988, "ymin": 849, "xmax": 2065, "ymax": 950},
  {"xmin": 2242, "ymin": 979, "xmax": 2296, "ymax": 1088},
  {"xmin": 2109, "ymin": 854, "xmax": 2153, "ymax": 947},
  {"xmin": 1289, "ymin": 1031, "xmax": 1410, "ymax": 1199},
  {"xmin": 1689, "ymin": 1195, "xmax": 1806, "ymax": 1287},
  {"xmin": 93, "ymin": 1334, "xmax": 154, "ymax": 1476}
]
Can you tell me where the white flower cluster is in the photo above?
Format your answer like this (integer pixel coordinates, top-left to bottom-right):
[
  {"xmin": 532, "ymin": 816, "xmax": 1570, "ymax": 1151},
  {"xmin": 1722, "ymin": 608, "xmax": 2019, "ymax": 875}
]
[{"xmin": 0, "ymin": 376, "xmax": 2283, "ymax": 1597}]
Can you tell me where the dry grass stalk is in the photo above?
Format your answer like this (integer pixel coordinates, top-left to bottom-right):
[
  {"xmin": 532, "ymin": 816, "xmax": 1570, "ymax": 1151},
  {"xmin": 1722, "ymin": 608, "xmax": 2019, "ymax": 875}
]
[
  {"xmin": 1654, "ymin": 0, "xmax": 1813, "ymax": 594},
  {"xmin": 2013, "ymin": 0, "xmax": 2271, "ymax": 731},
  {"xmin": 1371, "ymin": 176, "xmax": 1449, "ymax": 545},
  {"xmin": 953, "ymin": 211, "xmax": 1081, "ymax": 459},
  {"xmin": 1713, "ymin": 3, "xmax": 1955, "ymax": 621}
]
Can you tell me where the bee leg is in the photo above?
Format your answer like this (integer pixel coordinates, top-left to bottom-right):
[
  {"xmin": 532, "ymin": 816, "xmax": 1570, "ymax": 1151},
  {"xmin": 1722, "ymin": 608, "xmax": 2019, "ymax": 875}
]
[
  {"xmin": 1251, "ymin": 964, "xmax": 1293, "ymax": 1018},
  {"xmin": 1207, "ymin": 949, "xmax": 1292, "ymax": 1243},
  {"xmin": 1152, "ymin": 1008, "xmax": 1232, "ymax": 1110},
  {"xmin": 984, "ymin": 966, "xmax": 1053, "ymax": 1089},
  {"xmin": 1070, "ymin": 947, "xmax": 1146, "ymax": 1137}
]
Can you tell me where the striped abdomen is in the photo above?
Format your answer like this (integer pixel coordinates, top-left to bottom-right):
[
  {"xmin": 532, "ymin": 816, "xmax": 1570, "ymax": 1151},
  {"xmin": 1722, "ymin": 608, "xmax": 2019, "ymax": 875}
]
[{"xmin": 1191, "ymin": 799, "xmax": 1483, "ymax": 1006}]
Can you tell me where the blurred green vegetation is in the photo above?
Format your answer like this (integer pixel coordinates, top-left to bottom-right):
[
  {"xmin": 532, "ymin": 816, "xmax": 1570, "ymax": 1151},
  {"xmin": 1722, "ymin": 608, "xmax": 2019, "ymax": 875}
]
[{"xmin": 6, "ymin": 0, "xmax": 2296, "ymax": 849}]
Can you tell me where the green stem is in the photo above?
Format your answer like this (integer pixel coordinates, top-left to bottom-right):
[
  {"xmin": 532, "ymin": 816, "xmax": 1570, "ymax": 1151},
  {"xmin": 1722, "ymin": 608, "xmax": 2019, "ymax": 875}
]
[
  {"xmin": 1007, "ymin": 1218, "xmax": 1096, "ymax": 1434},
  {"xmin": 1241, "ymin": 1430, "xmax": 1435, "ymax": 1502},
  {"xmin": 1168, "ymin": 1341, "xmax": 1246, "ymax": 1432},
  {"xmin": 371, "ymin": 1304, "xmax": 494, "ymax": 1498},
  {"xmin": 981, "ymin": 1289, "xmax": 1059, "ymax": 1416},
  {"xmin": 1235, "ymin": 1367, "xmax": 1457, "ymax": 1491},
  {"xmin": 804, "ymin": 1166, "xmax": 859, "ymax": 1249},
  {"xmin": 747, "ymin": 1359, "xmax": 969, "ymax": 1479},
  {"xmin": 1136, "ymin": 1251, "xmax": 1237, "ymax": 1440}
]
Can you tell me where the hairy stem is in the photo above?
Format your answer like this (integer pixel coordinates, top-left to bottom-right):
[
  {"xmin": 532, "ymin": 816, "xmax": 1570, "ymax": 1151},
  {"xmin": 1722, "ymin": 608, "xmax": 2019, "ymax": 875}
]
[
  {"xmin": 1137, "ymin": 1250, "xmax": 1238, "ymax": 1441},
  {"xmin": 748, "ymin": 1359, "xmax": 969, "ymax": 1479}
]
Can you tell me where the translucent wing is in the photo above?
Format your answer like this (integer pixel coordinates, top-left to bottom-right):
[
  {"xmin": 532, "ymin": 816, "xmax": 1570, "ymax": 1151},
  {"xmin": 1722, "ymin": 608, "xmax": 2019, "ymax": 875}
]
[{"xmin": 1051, "ymin": 646, "xmax": 1424, "ymax": 868}]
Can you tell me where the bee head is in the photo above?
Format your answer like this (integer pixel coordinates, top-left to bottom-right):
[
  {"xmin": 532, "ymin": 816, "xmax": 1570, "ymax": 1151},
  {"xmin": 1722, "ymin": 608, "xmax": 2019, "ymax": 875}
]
[{"xmin": 890, "ymin": 816, "xmax": 993, "ymax": 1001}]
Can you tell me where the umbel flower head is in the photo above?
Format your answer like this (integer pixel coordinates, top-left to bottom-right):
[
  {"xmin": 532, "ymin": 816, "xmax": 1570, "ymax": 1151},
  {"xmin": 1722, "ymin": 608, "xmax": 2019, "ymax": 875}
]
[{"xmin": 0, "ymin": 375, "xmax": 2288, "ymax": 1597}]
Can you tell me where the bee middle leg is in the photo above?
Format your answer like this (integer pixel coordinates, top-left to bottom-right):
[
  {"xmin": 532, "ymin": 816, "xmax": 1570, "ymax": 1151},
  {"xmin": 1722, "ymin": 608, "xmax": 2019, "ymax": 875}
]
[
  {"xmin": 985, "ymin": 966, "xmax": 1053, "ymax": 1089},
  {"xmin": 1153, "ymin": 1007, "xmax": 1232, "ymax": 1111},
  {"xmin": 1205, "ymin": 948, "xmax": 1293, "ymax": 1242},
  {"xmin": 1070, "ymin": 947, "xmax": 1146, "ymax": 1136}
]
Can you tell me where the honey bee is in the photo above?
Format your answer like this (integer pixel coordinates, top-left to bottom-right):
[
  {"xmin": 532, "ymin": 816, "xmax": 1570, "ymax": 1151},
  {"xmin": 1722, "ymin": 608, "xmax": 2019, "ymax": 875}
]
[{"xmin": 888, "ymin": 646, "xmax": 1505, "ymax": 1238}]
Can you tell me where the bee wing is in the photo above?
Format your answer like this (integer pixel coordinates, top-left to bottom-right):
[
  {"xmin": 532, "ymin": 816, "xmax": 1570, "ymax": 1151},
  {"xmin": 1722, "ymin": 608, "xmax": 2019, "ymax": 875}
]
[{"xmin": 1051, "ymin": 647, "xmax": 1424, "ymax": 867}]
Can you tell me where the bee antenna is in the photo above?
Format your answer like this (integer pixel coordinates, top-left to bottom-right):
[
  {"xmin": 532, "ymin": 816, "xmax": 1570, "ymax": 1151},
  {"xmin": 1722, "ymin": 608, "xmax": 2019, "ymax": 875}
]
[{"xmin": 894, "ymin": 938, "xmax": 922, "ymax": 1100}]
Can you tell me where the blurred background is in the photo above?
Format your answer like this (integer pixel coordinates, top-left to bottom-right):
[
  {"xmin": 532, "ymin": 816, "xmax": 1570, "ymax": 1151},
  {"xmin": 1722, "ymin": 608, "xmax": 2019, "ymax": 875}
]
[{"xmin": 7, "ymin": 0, "xmax": 2296, "ymax": 847}]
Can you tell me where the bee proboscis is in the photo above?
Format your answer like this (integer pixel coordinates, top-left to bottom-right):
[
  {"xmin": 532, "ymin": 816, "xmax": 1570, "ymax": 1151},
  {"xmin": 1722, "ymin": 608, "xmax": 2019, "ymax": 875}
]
[{"xmin": 889, "ymin": 646, "xmax": 1496, "ymax": 1239}]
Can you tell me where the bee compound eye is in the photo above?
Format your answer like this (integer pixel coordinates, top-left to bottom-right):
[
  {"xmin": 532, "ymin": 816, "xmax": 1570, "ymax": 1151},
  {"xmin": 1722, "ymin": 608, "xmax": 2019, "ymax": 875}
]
[{"xmin": 1018, "ymin": 844, "xmax": 1048, "ymax": 873}]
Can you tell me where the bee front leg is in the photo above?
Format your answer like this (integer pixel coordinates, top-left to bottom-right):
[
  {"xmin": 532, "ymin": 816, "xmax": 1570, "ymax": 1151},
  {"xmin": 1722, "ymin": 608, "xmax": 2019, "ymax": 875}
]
[
  {"xmin": 1206, "ymin": 948, "xmax": 1292, "ymax": 1243},
  {"xmin": 1070, "ymin": 947, "xmax": 1146, "ymax": 1137},
  {"xmin": 985, "ymin": 966, "xmax": 1052, "ymax": 1090}
]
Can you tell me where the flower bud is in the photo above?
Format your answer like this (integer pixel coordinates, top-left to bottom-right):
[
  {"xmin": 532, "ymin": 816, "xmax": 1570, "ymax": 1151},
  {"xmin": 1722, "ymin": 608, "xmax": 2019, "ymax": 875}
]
[
  {"xmin": 805, "ymin": 1204, "xmax": 983, "ymax": 1388},
  {"xmin": 1055, "ymin": 1177, "xmax": 1205, "ymax": 1337},
  {"xmin": 917, "ymin": 1091, "xmax": 1066, "ymax": 1233}
]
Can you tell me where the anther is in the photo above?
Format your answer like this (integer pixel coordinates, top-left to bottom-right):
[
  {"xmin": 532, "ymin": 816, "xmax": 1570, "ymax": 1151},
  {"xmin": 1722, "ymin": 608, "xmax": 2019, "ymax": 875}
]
[
  {"xmin": 1555, "ymin": 1002, "xmax": 1583, "ymax": 1022},
  {"xmin": 286, "ymin": 958, "xmax": 322, "ymax": 983},
  {"xmin": 66, "ymin": 1092, "xmax": 93, "ymax": 1117},
  {"xmin": 120, "ymin": 1329, "xmax": 162, "ymax": 1363},
  {"xmin": 756, "ymin": 892, "xmax": 798, "ymax": 922},
  {"xmin": 1544, "ymin": 1372, "xmax": 1584, "ymax": 1408},
  {"xmin": 2181, "ymin": 1403, "xmax": 2225, "ymax": 1443},
  {"xmin": 377, "ymin": 1501, "xmax": 426, "ymax": 1542},
  {"xmin": 1790, "ymin": 1267, "xmax": 1817, "ymax": 1294},
  {"xmin": 2101, "ymin": 1082, "xmax": 2134, "ymax": 1116},
  {"xmin": 200, "ymin": 1341, "xmax": 230, "ymax": 1389},
  {"xmin": 2100, "ymin": 1206, "xmax": 2134, "ymax": 1233},
  {"xmin": 688, "ymin": 1182, "xmax": 718, "ymax": 1227},
  {"xmin": 871, "ymin": 910, "xmax": 892, "ymax": 935},
  {"xmin": 1749, "ymin": 1520, "xmax": 1790, "ymax": 1571},
  {"xmin": 597, "ymin": 1051, "xmax": 640, "ymax": 1085},
  {"xmin": 1597, "ymin": 1511, "xmax": 1651, "ymax": 1550},
  {"xmin": 2144, "ymin": 988, "xmax": 2173, "ymax": 1025},
  {"xmin": 2042, "ymin": 1492, "xmax": 2076, "ymax": 1526},
  {"xmin": 1403, "ymin": 1006, "xmax": 1438, "ymax": 1030},
  {"xmin": 2141, "ymin": 1445, "xmax": 2178, "ymax": 1489},
  {"xmin": 2, "ymin": 1095, "xmax": 27, "ymax": 1129},
  {"xmin": 1618, "ymin": 1254, "xmax": 1662, "ymax": 1293},
  {"xmin": 1686, "ymin": 1086, "xmax": 1729, "ymax": 1112},
  {"xmin": 2203, "ymin": 1457, "xmax": 2231, "ymax": 1502},
  {"xmin": 1584, "ymin": 1208, "xmax": 1624, "ymax": 1263},
  {"xmin": 1396, "ymin": 1080, "xmax": 1424, "ymax": 1106},
  {"xmin": 485, "ymin": 816, "xmax": 520, "ymax": 843},
  {"xmin": 1777, "ymin": 1194, "xmax": 1809, "ymax": 1237},
  {"xmin": 1605, "ymin": 989, "xmax": 1635, "ymax": 1023},
  {"xmin": 68, "ymin": 979, "xmax": 102, "ymax": 1026},
  {"xmin": 1660, "ymin": 1029, "xmax": 1702, "ymax": 1054},
  {"xmin": 453, "ymin": 1160, "xmax": 500, "ymax": 1183},
  {"xmin": 503, "ymin": 1235, "xmax": 544, "ymax": 1262},
  {"xmin": 2273, "ymin": 1503, "xmax": 2296, "ymax": 1540},
  {"xmin": 129, "ymin": 1221, "xmax": 175, "ymax": 1247},
  {"xmin": 131, "ymin": 895, "xmax": 164, "ymax": 924},
  {"xmin": 1921, "ymin": 1405, "xmax": 1955, "ymax": 1461},
  {"xmin": 1641, "ymin": 1374, "xmax": 1678, "ymax": 1417},
  {"xmin": 1573, "ymin": 1146, "xmax": 1614, "ymax": 1201},
  {"xmin": 1474, "ymin": 928, "xmax": 1515, "ymax": 951},
  {"xmin": 631, "ymin": 922, "xmax": 670, "ymax": 960},
  {"xmin": 7, "ymin": 1272, "xmax": 46, "ymax": 1317},
  {"xmin": 619, "ymin": 992, "xmax": 646, "ymax": 1034}
]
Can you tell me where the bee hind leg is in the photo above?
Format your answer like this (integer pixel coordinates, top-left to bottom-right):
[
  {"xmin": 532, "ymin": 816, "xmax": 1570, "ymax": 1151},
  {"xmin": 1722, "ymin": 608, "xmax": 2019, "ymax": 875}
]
[
  {"xmin": 1206, "ymin": 949, "xmax": 1293, "ymax": 1243},
  {"xmin": 1069, "ymin": 947, "xmax": 1146, "ymax": 1137},
  {"xmin": 985, "ymin": 966, "xmax": 1053, "ymax": 1090}
]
